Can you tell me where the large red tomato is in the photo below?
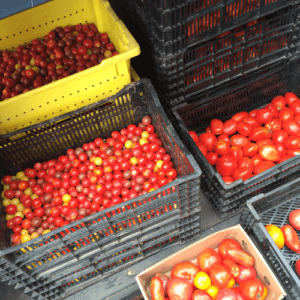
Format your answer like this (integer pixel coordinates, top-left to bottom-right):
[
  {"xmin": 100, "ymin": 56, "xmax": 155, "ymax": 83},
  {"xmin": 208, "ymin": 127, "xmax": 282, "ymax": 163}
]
[
  {"xmin": 232, "ymin": 112, "xmax": 248, "ymax": 123},
  {"xmin": 271, "ymin": 95, "xmax": 286, "ymax": 110},
  {"xmin": 272, "ymin": 130, "xmax": 288, "ymax": 143},
  {"xmin": 199, "ymin": 133, "xmax": 218, "ymax": 152},
  {"xmin": 218, "ymin": 239, "xmax": 241, "ymax": 259},
  {"xmin": 216, "ymin": 289, "xmax": 237, "ymax": 300},
  {"xmin": 279, "ymin": 107, "xmax": 294, "ymax": 122},
  {"xmin": 232, "ymin": 167, "xmax": 253, "ymax": 181},
  {"xmin": 192, "ymin": 290, "xmax": 213, "ymax": 300},
  {"xmin": 239, "ymin": 278, "xmax": 264, "ymax": 300},
  {"xmin": 243, "ymin": 117, "xmax": 261, "ymax": 128},
  {"xmin": 253, "ymin": 161, "xmax": 275, "ymax": 175},
  {"xmin": 259, "ymin": 145, "xmax": 281, "ymax": 162},
  {"xmin": 211, "ymin": 119, "xmax": 224, "ymax": 135},
  {"xmin": 229, "ymin": 147, "xmax": 243, "ymax": 161},
  {"xmin": 255, "ymin": 108, "xmax": 273, "ymax": 124},
  {"xmin": 197, "ymin": 248, "xmax": 223, "ymax": 273},
  {"xmin": 171, "ymin": 261, "xmax": 200, "ymax": 286},
  {"xmin": 285, "ymin": 92, "xmax": 299, "ymax": 106},
  {"xmin": 209, "ymin": 264, "xmax": 233, "ymax": 289},
  {"xmin": 216, "ymin": 155, "xmax": 238, "ymax": 177},
  {"xmin": 283, "ymin": 121, "xmax": 300, "ymax": 137},
  {"xmin": 238, "ymin": 157, "xmax": 253, "ymax": 169},
  {"xmin": 235, "ymin": 264, "xmax": 256, "ymax": 284},
  {"xmin": 230, "ymin": 135, "xmax": 250, "ymax": 148},
  {"xmin": 214, "ymin": 140, "xmax": 230, "ymax": 156},
  {"xmin": 237, "ymin": 122, "xmax": 252, "ymax": 136}
]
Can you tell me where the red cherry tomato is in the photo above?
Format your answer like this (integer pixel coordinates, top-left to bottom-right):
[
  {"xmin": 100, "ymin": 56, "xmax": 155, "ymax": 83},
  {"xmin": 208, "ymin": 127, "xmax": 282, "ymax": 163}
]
[
  {"xmin": 249, "ymin": 109, "xmax": 258, "ymax": 117},
  {"xmin": 283, "ymin": 136, "xmax": 300, "ymax": 150},
  {"xmin": 290, "ymin": 99, "xmax": 300, "ymax": 116}
]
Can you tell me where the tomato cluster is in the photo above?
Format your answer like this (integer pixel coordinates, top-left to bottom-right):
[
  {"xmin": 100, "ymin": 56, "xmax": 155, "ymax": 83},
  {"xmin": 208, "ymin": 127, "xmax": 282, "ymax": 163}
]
[
  {"xmin": 0, "ymin": 23, "xmax": 118, "ymax": 100},
  {"xmin": 150, "ymin": 238, "xmax": 267, "ymax": 300},
  {"xmin": 189, "ymin": 92, "xmax": 300, "ymax": 184},
  {"xmin": 1, "ymin": 116, "xmax": 178, "ymax": 246}
]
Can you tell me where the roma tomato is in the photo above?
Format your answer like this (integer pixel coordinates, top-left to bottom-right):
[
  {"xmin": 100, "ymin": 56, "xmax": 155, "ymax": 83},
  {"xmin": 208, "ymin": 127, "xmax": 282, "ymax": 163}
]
[
  {"xmin": 218, "ymin": 134, "xmax": 230, "ymax": 143},
  {"xmin": 289, "ymin": 99, "xmax": 300, "ymax": 116},
  {"xmin": 222, "ymin": 177, "xmax": 234, "ymax": 184},
  {"xmin": 150, "ymin": 276, "xmax": 164, "ymax": 300},
  {"xmin": 255, "ymin": 140, "xmax": 273, "ymax": 150},
  {"xmin": 214, "ymin": 141, "xmax": 230, "ymax": 156},
  {"xmin": 209, "ymin": 264, "xmax": 233, "ymax": 289},
  {"xmin": 238, "ymin": 157, "xmax": 253, "ymax": 169},
  {"xmin": 278, "ymin": 154, "xmax": 294, "ymax": 163},
  {"xmin": 249, "ymin": 127, "xmax": 268, "ymax": 142},
  {"xmin": 232, "ymin": 167, "xmax": 253, "ymax": 181},
  {"xmin": 171, "ymin": 261, "xmax": 200, "ymax": 286},
  {"xmin": 239, "ymin": 278, "xmax": 264, "ymax": 300},
  {"xmin": 199, "ymin": 133, "xmax": 218, "ymax": 152},
  {"xmin": 265, "ymin": 119, "xmax": 282, "ymax": 132},
  {"xmin": 189, "ymin": 131, "xmax": 199, "ymax": 143},
  {"xmin": 231, "ymin": 112, "xmax": 248, "ymax": 123},
  {"xmin": 272, "ymin": 95, "xmax": 286, "ymax": 110},
  {"xmin": 265, "ymin": 104, "xmax": 279, "ymax": 118},
  {"xmin": 283, "ymin": 136, "xmax": 300, "ymax": 150},
  {"xmin": 286, "ymin": 149, "xmax": 300, "ymax": 156},
  {"xmin": 243, "ymin": 117, "xmax": 261, "ymax": 128},
  {"xmin": 206, "ymin": 152, "xmax": 219, "ymax": 166},
  {"xmin": 285, "ymin": 92, "xmax": 299, "ymax": 106},
  {"xmin": 243, "ymin": 143, "xmax": 258, "ymax": 158},
  {"xmin": 223, "ymin": 120, "xmax": 237, "ymax": 136},
  {"xmin": 237, "ymin": 122, "xmax": 252, "ymax": 136},
  {"xmin": 253, "ymin": 161, "xmax": 275, "ymax": 175},
  {"xmin": 211, "ymin": 119, "xmax": 224, "ymax": 135},
  {"xmin": 197, "ymin": 143, "xmax": 208, "ymax": 157},
  {"xmin": 279, "ymin": 107, "xmax": 294, "ymax": 122},
  {"xmin": 197, "ymin": 248, "xmax": 223, "ymax": 273},
  {"xmin": 235, "ymin": 265, "xmax": 256, "ymax": 284},
  {"xmin": 216, "ymin": 155, "xmax": 237, "ymax": 177},
  {"xmin": 255, "ymin": 108, "xmax": 273, "ymax": 124},
  {"xmin": 283, "ymin": 121, "xmax": 300, "ymax": 137},
  {"xmin": 259, "ymin": 145, "xmax": 281, "ymax": 162},
  {"xmin": 230, "ymin": 135, "xmax": 250, "ymax": 148},
  {"xmin": 272, "ymin": 130, "xmax": 288, "ymax": 143},
  {"xmin": 249, "ymin": 109, "xmax": 258, "ymax": 117},
  {"xmin": 229, "ymin": 147, "xmax": 243, "ymax": 161},
  {"xmin": 274, "ymin": 143, "xmax": 287, "ymax": 156},
  {"xmin": 216, "ymin": 289, "xmax": 237, "ymax": 300},
  {"xmin": 295, "ymin": 115, "xmax": 300, "ymax": 124},
  {"xmin": 251, "ymin": 154, "xmax": 262, "ymax": 167}
]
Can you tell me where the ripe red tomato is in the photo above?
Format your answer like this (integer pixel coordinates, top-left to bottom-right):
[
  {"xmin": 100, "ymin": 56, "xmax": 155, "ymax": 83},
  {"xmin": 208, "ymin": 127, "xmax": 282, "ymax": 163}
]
[
  {"xmin": 265, "ymin": 104, "xmax": 279, "ymax": 118},
  {"xmin": 199, "ymin": 133, "xmax": 218, "ymax": 152},
  {"xmin": 222, "ymin": 177, "xmax": 234, "ymax": 184},
  {"xmin": 259, "ymin": 145, "xmax": 281, "ymax": 162},
  {"xmin": 237, "ymin": 122, "xmax": 252, "ymax": 136},
  {"xmin": 216, "ymin": 155, "xmax": 237, "ymax": 177},
  {"xmin": 235, "ymin": 265, "xmax": 256, "ymax": 284},
  {"xmin": 272, "ymin": 130, "xmax": 288, "ymax": 144},
  {"xmin": 283, "ymin": 136, "xmax": 300, "ymax": 150},
  {"xmin": 283, "ymin": 121, "xmax": 300, "ymax": 137},
  {"xmin": 238, "ymin": 157, "xmax": 253, "ymax": 169},
  {"xmin": 232, "ymin": 112, "xmax": 248, "ymax": 123},
  {"xmin": 218, "ymin": 134, "xmax": 230, "ymax": 143},
  {"xmin": 272, "ymin": 95, "xmax": 286, "ymax": 110},
  {"xmin": 197, "ymin": 248, "xmax": 223, "ymax": 273},
  {"xmin": 209, "ymin": 264, "xmax": 232, "ymax": 288},
  {"xmin": 230, "ymin": 135, "xmax": 250, "ymax": 148},
  {"xmin": 223, "ymin": 119, "xmax": 237, "ymax": 136},
  {"xmin": 239, "ymin": 278, "xmax": 264, "ymax": 300},
  {"xmin": 243, "ymin": 143, "xmax": 258, "ymax": 158},
  {"xmin": 229, "ymin": 147, "xmax": 243, "ymax": 161},
  {"xmin": 249, "ymin": 109, "xmax": 258, "ymax": 117},
  {"xmin": 232, "ymin": 167, "xmax": 253, "ymax": 181},
  {"xmin": 255, "ymin": 108, "xmax": 273, "ymax": 124},
  {"xmin": 210, "ymin": 119, "xmax": 224, "ymax": 135},
  {"xmin": 279, "ymin": 107, "xmax": 294, "ymax": 122},
  {"xmin": 286, "ymin": 149, "xmax": 300, "ymax": 156},
  {"xmin": 216, "ymin": 289, "xmax": 237, "ymax": 300},
  {"xmin": 265, "ymin": 118, "xmax": 282, "ymax": 132},
  {"xmin": 197, "ymin": 142, "xmax": 208, "ymax": 157},
  {"xmin": 253, "ymin": 161, "xmax": 275, "ymax": 175},
  {"xmin": 171, "ymin": 261, "xmax": 200, "ymax": 286},
  {"xmin": 34, "ymin": 207, "xmax": 45, "ymax": 217},
  {"xmin": 218, "ymin": 239, "xmax": 241, "ymax": 259},
  {"xmin": 249, "ymin": 127, "xmax": 269, "ymax": 142},
  {"xmin": 274, "ymin": 143, "xmax": 287, "ymax": 156},
  {"xmin": 206, "ymin": 152, "xmax": 219, "ymax": 166},
  {"xmin": 243, "ymin": 117, "xmax": 261, "ymax": 128},
  {"xmin": 278, "ymin": 154, "xmax": 294, "ymax": 163},
  {"xmin": 285, "ymin": 92, "xmax": 299, "ymax": 106},
  {"xmin": 290, "ymin": 99, "xmax": 300, "ymax": 116},
  {"xmin": 192, "ymin": 290, "xmax": 213, "ymax": 300},
  {"xmin": 167, "ymin": 278, "xmax": 193, "ymax": 300},
  {"xmin": 214, "ymin": 141, "xmax": 230, "ymax": 156}
]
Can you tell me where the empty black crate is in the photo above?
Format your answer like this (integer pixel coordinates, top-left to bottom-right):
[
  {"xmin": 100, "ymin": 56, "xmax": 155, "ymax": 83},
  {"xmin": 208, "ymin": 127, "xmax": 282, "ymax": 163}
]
[
  {"xmin": 114, "ymin": 0, "xmax": 300, "ymax": 57},
  {"xmin": 171, "ymin": 56, "xmax": 300, "ymax": 218},
  {"xmin": 240, "ymin": 176, "xmax": 300, "ymax": 300},
  {"xmin": 0, "ymin": 79, "xmax": 201, "ymax": 299}
]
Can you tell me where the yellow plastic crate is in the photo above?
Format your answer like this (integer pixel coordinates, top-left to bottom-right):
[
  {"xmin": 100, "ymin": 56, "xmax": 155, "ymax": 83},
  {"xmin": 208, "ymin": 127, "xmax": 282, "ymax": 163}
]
[{"xmin": 0, "ymin": 0, "xmax": 140, "ymax": 135}]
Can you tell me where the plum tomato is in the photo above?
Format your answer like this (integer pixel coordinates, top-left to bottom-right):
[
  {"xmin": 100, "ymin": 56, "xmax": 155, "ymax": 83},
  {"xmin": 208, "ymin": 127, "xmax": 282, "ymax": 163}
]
[
  {"xmin": 213, "ymin": 140, "xmax": 230, "ymax": 156},
  {"xmin": 279, "ymin": 107, "xmax": 294, "ymax": 122},
  {"xmin": 210, "ymin": 119, "xmax": 224, "ymax": 135},
  {"xmin": 255, "ymin": 108, "xmax": 273, "ymax": 124},
  {"xmin": 253, "ymin": 161, "xmax": 275, "ymax": 175},
  {"xmin": 223, "ymin": 119, "xmax": 237, "ymax": 136},
  {"xmin": 197, "ymin": 142, "xmax": 208, "ymax": 157},
  {"xmin": 189, "ymin": 131, "xmax": 199, "ymax": 143},
  {"xmin": 206, "ymin": 152, "xmax": 219, "ymax": 166},
  {"xmin": 231, "ymin": 112, "xmax": 248, "ymax": 123},
  {"xmin": 222, "ymin": 177, "xmax": 234, "ymax": 185},
  {"xmin": 232, "ymin": 167, "xmax": 253, "ymax": 181},
  {"xmin": 230, "ymin": 135, "xmax": 250, "ymax": 148},
  {"xmin": 216, "ymin": 155, "xmax": 237, "ymax": 177},
  {"xmin": 243, "ymin": 143, "xmax": 258, "ymax": 158},
  {"xmin": 198, "ymin": 133, "xmax": 218, "ymax": 152},
  {"xmin": 197, "ymin": 248, "xmax": 222, "ymax": 273},
  {"xmin": 285, "ymin": 92, "xmax": 299, "ymax": 106},
  {"xmin": 271, "ymin": 95, "xmax": 286, "ymax": 110},
  {"xmin": 237, "ymin": 122, "xmax": 252, "ymax": 136},
  {"xmin": 228, "ymin": 147, "xmax": 243, "ymax": 161}
]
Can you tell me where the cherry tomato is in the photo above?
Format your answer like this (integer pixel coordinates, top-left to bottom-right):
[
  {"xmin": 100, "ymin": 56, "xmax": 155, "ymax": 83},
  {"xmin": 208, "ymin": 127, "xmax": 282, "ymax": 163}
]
[
  {"xmin": 249, "ymin": 109, "xmax": 258, "ymax": 117},
  {"xmin": 278, "ymin": 154, "xmax": 294, "ymax": 163},
  {"xmin": 265, "ymin": 103, "xmax": 279, "ymax": 118}
]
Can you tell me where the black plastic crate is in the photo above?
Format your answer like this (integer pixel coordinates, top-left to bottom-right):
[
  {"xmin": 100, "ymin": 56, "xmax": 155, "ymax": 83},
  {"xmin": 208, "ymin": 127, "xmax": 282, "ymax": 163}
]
[
  {"xmin": 171, "ymin": 56, "xmax": 300, "ymax": 218},
  {"xmin": 0, "ymin": 79, "xmax": 201, "ymax": 299},
  {"xmin": 240, "ymin": 176, "xmax": 300, "ymax": 300},
  {"xmin": 114, "ymin": 0, "xmax": 300, "ymax": 57}
]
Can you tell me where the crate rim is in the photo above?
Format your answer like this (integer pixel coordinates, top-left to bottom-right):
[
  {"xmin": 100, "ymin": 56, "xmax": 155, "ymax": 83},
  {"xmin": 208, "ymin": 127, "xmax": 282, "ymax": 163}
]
[{"xmin": 0, "ymin": 78, "xmax": 202, "ymax": 256}]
